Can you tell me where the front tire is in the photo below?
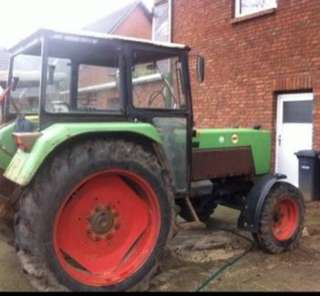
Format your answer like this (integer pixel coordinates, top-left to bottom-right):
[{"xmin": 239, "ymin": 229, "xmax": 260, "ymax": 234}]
[
  {"xmin": 253, "ymin": 182, "xmax": 304, "ymax": 254},
  {"xmin": 15, "ymin": 139, "xmax": 174, "ymax": 291}
]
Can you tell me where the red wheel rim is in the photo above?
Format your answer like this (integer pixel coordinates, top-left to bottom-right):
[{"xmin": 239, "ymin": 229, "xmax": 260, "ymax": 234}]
[
  {"xmin": 53, "ymin": 170, "xmax": 161, "ymax": 287},
  {"xmin": 271, "ymin": 198, "xmax": 299, "ymax": 241}
]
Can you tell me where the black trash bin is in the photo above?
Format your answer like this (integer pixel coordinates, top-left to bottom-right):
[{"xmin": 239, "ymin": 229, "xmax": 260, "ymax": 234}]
[{"xmin": 296, "ymin": 150, "xmax": 320, "ymax": 202}]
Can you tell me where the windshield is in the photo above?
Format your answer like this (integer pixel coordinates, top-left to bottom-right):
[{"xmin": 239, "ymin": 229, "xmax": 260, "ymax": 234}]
[{"xmin": 131, "ymin": 53, "xmax": 186, "ymax": 110}]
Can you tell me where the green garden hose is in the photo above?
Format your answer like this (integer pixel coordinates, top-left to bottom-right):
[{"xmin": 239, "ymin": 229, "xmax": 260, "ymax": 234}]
[{"xmin": 194, "ymin": 228, "xmax": 255, "ymax": 292}]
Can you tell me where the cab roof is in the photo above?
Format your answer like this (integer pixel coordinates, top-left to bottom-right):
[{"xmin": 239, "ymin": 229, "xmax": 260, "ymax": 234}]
[{"xmin": 9, "ymin": 28, "xmax": 190, "ymax": 56}]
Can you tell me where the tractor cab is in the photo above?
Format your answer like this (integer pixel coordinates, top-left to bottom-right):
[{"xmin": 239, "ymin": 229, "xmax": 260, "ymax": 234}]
[
  {"xmin": 0, "ymin": 29, "xmax": 194, "ymax": 193},
  {"xmin": 2, "ymin": 29, "xmax": 193, "ymax": 124}
]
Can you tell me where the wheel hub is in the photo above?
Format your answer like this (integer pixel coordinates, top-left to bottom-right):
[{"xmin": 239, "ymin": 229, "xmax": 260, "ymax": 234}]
[
  {"xmin": 272, "ymin": 199, "xmax": 299, "ymax": 241},
  {"xmin": 88, "ymin": 205, "xmax": 119, "ymax": 239}
]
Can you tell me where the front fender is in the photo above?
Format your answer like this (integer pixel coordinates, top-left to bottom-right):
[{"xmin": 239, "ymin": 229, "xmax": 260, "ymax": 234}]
[
  {"xmin": 4, "ymin": 122, "xmax": 162, "ymax": 187},
  {"xmin": 243, "ymin": 174, "xmax": 287, "ymax": 232}
]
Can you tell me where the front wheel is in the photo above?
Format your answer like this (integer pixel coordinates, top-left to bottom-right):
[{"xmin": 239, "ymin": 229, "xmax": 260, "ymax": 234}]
[
  {"xmin": 15, "ymin": 139, "xmax": 174, "ymax": 291},
  {"xmin": 253, "ymin": 182, "xmax": 304, "ymax": 254}
]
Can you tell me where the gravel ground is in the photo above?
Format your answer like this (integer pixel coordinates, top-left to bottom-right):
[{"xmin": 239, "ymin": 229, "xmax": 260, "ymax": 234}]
[
  {"xmin": 150, "ymin": 202, "xmax": 320, "ymax": 292},
  {"xmin": 0, "ymin": 202, "xmax": 320, "ymax": 292}
]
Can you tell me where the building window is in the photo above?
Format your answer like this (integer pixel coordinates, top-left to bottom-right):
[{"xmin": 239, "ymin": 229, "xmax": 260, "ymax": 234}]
[
  {"xmin": 152, "ymin": 0, "xmax": 171, "ymax": 42},
  {"xmin": 235, "ymin": 0, "xmax": 277, "ymax": 18}
]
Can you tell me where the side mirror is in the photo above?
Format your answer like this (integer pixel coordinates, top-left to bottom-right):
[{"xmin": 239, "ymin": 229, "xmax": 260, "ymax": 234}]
[
  {"xmin": 196, "ymin": 55, "xmax": 205, "ymax": 83},
  {"xmin": 11, "ymin": 77, "xmax": 19, "ymax": 91}
]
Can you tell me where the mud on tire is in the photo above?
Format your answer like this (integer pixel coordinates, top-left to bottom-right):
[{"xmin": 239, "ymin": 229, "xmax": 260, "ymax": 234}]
[
  {"xmin": 14, "ymin": 138, "xmax": 175, "ymax": 292},
  {"xmin": 253, "ymin": 182, "xmax": 304, "ymax": 254}
]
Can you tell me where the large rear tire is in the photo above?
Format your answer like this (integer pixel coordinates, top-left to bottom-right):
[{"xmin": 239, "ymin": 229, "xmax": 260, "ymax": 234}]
[
  {"xmin": 14, "ymin": 139, "xmax": 175, "ymax": 291},
  {"xmin": 253, "ymin": 182, "xmax": 304, "ymax": 254}
]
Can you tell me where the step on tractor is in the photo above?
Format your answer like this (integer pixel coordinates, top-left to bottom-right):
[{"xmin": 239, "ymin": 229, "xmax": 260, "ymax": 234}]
[{"xmin": 0, "ymin": 29, "xmax": 304, "ymax": 291}]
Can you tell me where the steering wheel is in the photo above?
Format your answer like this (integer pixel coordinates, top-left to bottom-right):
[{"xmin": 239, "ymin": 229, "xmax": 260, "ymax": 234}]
[{"xmin": 147, "ymin": 87, "xmax": 167, "ymax": 108}]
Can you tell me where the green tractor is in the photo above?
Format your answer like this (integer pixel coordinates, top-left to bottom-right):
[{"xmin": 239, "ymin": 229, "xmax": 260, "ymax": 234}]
[{"xmin": 0, "ymin": 29, "xmax": 304, "ymax": 291}]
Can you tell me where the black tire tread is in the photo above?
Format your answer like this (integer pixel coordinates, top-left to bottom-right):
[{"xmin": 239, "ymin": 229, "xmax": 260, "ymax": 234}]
[
  {"xmin": 14, "ymin": 138, "xmax": 175, "ymax": 292},
  {"xmin": 254, "ymin": 182, "xmax": 305, "ymax": 254}
]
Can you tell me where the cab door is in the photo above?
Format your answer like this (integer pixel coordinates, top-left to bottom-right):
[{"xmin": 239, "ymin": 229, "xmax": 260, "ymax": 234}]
[{"xmin": 127, "ymin": 49, "xmax": 192, "ymax": 194}]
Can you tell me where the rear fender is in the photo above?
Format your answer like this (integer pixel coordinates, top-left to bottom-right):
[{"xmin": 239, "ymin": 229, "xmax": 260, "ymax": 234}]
[
  {"xmin": 243, "ymin": 174, "xmax": 287, "ymax": 232},
  {"xmin": 4, "ymin": 123, "xmax": 162, "ymax": 187}
]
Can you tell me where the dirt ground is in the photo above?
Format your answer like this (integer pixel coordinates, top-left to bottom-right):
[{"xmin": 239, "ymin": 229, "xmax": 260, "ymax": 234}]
[{"xmin": 0, "ymin": 202, "xmax": 320, "ymax": 292}]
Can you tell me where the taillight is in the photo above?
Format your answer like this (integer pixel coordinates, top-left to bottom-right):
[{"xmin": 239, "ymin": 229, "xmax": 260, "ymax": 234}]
[{"xmin": 13, "ymin": 132, "xmax": 42, "ymax": 152}]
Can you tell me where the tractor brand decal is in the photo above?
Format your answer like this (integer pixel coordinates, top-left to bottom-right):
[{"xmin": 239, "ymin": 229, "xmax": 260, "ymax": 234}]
[{"xmin": 231, "ymin": 134, "xmax": 239, "ymax": 144}]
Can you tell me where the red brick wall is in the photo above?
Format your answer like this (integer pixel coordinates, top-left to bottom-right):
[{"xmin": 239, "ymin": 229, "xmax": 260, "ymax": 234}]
[
  {"xmin": 115, "ymin": 6, "xmax": 152, "ymax": 39},
  {"xmin": 78, "ymin": 79, "xmax": 164, "ymax": 110},
  {"xmin": 78, "ymin": 65, "xmax": 119, "ymax": 109},
  {"xmin": 173, "ymin": 0, "xmax": 320, "ymax": 154},
  {"xmin": 79, "ymin": 66, "xmax": 112, "ymax": 87},
  {"xmin": 79, "ymin": 5, "xmax": 152, "ymax": 109}
]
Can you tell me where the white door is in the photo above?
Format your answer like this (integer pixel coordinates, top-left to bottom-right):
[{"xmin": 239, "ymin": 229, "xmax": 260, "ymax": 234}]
[{"xmin": 276, "ymin": 93, "xmax": 314, "ymax": 187}]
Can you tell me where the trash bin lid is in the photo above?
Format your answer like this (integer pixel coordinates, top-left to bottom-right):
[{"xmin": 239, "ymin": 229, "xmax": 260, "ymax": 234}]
[{"xmin": 296, "ymin": 150, "xmax": 317, "ymax": 158}]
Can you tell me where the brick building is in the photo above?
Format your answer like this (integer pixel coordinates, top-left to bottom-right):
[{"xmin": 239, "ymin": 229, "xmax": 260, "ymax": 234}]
[
  {"xmin": 85, "ymin": 0, "xmax": 152, "ymax": 39},
  {"xmin": 152, "ymin": 0, "xmax": 320, "ymax": 186},
  {"xmin": 77, "ymin": 0, "xmax": 153, "ymax": 110}
]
